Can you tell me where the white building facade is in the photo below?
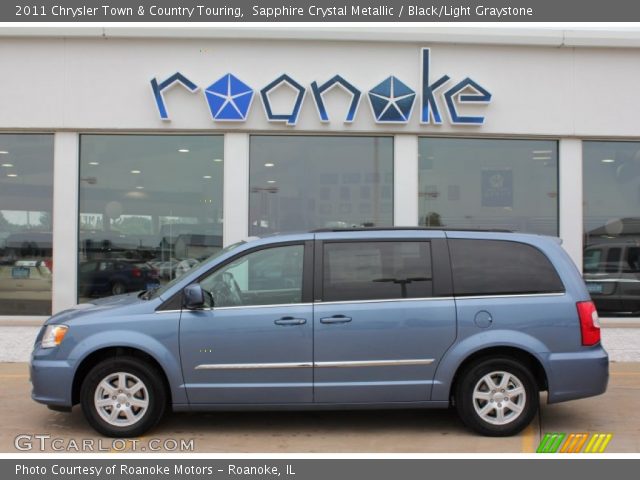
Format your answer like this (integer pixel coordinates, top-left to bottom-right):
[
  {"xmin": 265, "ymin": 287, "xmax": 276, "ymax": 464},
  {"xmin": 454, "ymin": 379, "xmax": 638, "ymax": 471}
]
[{"xmin": 1, "ymin": 27, "xmax": 640, "ymax": 319}]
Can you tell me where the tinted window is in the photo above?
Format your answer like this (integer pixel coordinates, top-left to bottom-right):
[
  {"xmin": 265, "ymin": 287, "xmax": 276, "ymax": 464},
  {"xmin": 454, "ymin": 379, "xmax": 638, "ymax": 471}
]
[
  {"xmin": 624, "ymin": 247, "xmax": 640, "ymax": 273},
  {"xmin": 200, "ymin": 245, "xmax": 304, "ymax": 308},
  {"xmin": 605, "ymin": 248, "xmax": 621, "ymax": 273},
  {"xmin": 449, "ymin": 239, "xmax": 564, "ymax": 296},
  {"xmin": 323, "ymin": 242, "xmax": 432, "ymax": 302}
]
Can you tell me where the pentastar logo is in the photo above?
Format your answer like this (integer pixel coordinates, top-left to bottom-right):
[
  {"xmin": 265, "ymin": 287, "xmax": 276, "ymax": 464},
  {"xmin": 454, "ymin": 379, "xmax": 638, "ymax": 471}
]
[{"xmin": 150, "ymin": 48, "xmax": 492, "ymax": 126}]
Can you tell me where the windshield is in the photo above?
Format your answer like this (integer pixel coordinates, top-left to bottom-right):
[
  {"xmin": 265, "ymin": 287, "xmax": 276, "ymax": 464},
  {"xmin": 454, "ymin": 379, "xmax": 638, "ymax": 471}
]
[{"xmin": 143, "ymin": 241, "xmax": 246, "ymax": 300}]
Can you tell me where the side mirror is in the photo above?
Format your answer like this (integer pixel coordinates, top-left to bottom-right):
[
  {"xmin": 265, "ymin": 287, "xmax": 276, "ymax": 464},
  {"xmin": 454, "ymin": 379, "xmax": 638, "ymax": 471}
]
[{"xmin": 183, "ymin": 284, "xmax": 205, "ymax": 310}]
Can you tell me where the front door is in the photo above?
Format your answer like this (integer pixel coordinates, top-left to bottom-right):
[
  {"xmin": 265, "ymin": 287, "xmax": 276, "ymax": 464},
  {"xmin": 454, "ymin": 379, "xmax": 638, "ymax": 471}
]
[
  {"xmin": 313, "ymin": 237, "xmax": 457, "ymax": 403},
  {"xmin": 180, "ymin": 242, "xmax": 313, "ymax": 404}
]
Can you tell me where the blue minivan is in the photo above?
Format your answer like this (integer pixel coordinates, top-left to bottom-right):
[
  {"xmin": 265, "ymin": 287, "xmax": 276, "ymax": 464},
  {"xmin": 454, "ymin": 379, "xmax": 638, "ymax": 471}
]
[{"xmin": 30, "ymin": 229, "xmax": 608, "ymax": 437}]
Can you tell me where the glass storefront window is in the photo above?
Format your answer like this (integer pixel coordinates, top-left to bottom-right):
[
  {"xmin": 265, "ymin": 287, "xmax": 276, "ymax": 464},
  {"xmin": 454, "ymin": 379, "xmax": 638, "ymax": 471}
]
[
  {"xmin": 0, "ymin": 134, "xmax": 54, "ymax": 315},
  {"xmin": 78, "ymin": 135, "xmax": 223, "ymax": 301},
  {"xmin": 418, "ymin": 138, "xmax": 558, "ymax": 235},
  {"xmin": 249, "ymin": 136, "xmax": 393, "ymax": 235},
  {"xmin": 583, "ymin": 141, "xmax": 640, "ymax": 317}
]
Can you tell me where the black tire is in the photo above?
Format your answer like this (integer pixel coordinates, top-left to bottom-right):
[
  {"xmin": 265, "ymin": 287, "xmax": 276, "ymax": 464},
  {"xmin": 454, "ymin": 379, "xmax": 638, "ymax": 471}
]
[
  {"xmin": 80, "ymin": 356, "xmax": 166, "ymax": 437},
  {"xmin": 455, "ymin": 357, "xmax": 539, "ymax": 437},
  {"xmin": 111, "ymin": 282, "xmax": 126, "ymax": 296}
]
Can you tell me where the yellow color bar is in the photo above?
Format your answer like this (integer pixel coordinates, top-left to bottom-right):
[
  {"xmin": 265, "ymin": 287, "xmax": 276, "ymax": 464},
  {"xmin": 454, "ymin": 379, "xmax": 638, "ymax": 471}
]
[
  {"xmin": 584, "ymin": 434, "xmax": 598, "ymax": 453},
  {"xmin": 584, "ymin": 433, "xmax": 613, "ymax": 453},
  {"xmin": 598, "ymin": 434, "xmax": 613, "ymax": 453}
]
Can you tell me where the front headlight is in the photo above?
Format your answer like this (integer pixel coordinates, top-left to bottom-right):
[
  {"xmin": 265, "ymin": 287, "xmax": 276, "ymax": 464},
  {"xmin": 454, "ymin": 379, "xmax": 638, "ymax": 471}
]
[{"xmin": 41, "ymin": 325, "xmax": 69, "ymax": 349}]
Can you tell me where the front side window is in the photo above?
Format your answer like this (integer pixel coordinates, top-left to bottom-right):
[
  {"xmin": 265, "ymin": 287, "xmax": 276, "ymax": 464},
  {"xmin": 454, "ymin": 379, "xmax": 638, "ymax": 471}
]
[
  {"xmin": 449, "ymin": 239, "xmax": 564, "ymax": 296},
  {"xmin": 418, "ymin": 138, "xmax": 558, "ymax": 235},
  {"xmin": 200, "ymin": 245, "xmax": 304, "ymax": 308},
  {"xmin": 322, "ymin": 241, "xmax": 432, "ymax": 302},
  {"xmin": 0, "ymin": 134, "xmax": 54, "ymax": 315},
  {"xmin": 249, "ymin": 136, "xmax": 393, "ymax": 235},
  {"xmin": 78, "ymin": 135, "xmax": 223, "ymax": 302}
]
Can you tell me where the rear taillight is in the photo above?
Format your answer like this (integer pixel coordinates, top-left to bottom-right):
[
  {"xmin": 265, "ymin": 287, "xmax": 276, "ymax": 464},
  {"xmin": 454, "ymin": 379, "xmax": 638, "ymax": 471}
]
[
  {"xmin": 577, "ymin": 301, "xmax": 601, "ymax": 346},
  {"xmin": 132, "ymin": 267, "xmax": 142, "ymax": 278}
]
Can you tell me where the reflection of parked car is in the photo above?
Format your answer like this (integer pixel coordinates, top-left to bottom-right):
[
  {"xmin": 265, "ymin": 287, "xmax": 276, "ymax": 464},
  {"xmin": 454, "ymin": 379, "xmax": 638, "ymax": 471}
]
[
  {"xmin": 148, "ymin": 259, "xmax": 178, "ymax": 281},
  {"xmin": 78, "ymin": 260, "xmax": 159, "ymax": 297},
  {"xmin": 174, "ymin": 258, "xmax": 200, "ymax": 279},
  {"xmin": 0, "ymin": 260, "xmax": 52, "ymax": 301},
  {"xmin": 584, "ymin": 242, "xmax": 640, "ymax": 315}
]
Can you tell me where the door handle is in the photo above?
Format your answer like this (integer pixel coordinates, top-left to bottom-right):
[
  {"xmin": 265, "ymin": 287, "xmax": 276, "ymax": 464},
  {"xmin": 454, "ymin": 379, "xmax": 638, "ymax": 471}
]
[
  {"xmin": 320, "ymin": 315, "xmax": 352, "ymax": 324},
  {"xmin": 274, "ymin": 317, "xmax": 307, "ymax": 326}
]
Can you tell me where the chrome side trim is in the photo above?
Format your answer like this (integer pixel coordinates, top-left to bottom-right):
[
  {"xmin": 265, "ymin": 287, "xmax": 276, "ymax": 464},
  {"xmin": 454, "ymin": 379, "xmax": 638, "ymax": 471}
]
[
  {"xmin": 315, "ymin": 359, "xmax": 435, "ymax": 368},
  {"xmin": 585, "ymin": 278, "xmax": 640, "ymax": 283},
  {"xmin": 455, "ymin": 292, "xmax": 565, "ymax": 300},
  {"xmin": 194, "ymin": 359, "xmax": 435, "ymax": 371},
  {"xmin": 315, "ymin": 297, "xmax": 453, "ymax": 305},
  {"xmin": 214, "ymin": 302, "xmax": 313, "ymax": 311},
  {"xmin": 195, "ymin": 362, "xmax": 312, "ymax": 370}
]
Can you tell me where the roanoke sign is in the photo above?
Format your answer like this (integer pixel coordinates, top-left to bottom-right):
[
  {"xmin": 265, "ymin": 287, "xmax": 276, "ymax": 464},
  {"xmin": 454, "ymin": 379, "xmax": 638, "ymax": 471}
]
[{"xmin": 150, "ymin": 48, "xmax": 492, "ymax": 126}]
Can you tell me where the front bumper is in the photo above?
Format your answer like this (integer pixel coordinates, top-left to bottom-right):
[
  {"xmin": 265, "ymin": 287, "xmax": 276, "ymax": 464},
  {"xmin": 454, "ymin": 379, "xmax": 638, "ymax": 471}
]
[
  {"xmin": 546, "ymin": 345, "xmax": 609, "ymax": 404},
  {"xmin": 30, "ymin": 356, "xmax": 74, "ymax": 408}
]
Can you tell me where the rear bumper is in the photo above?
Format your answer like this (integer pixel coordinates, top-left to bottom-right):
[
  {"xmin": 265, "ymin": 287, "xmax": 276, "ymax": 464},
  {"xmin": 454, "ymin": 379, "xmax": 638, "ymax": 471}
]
[{"xmin": 546, "ymin": 345, "xmax": 609, "ymax": 404}]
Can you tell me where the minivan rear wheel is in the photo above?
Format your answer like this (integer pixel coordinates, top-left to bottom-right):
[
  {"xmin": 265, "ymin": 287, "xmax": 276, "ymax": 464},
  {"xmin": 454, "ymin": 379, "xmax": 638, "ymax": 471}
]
[
  {"xmin": 80, "ymin": 356, "xmax": 166, "ymax": 437},
  {"xmin": 455, "ymin": 358, "xmax": 538, "ymax": 436}
]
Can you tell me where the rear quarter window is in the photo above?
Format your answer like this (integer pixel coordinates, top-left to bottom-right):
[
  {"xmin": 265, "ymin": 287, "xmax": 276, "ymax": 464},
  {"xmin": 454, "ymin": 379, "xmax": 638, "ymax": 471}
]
[{"xmin": 449, "ymin": 239, "xmax": 564, "ymax": 296}]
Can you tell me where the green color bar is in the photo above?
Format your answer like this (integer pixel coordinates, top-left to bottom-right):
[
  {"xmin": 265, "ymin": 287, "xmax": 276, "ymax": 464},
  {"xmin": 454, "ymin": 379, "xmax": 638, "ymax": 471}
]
[
  {"xmin": 537, "ymin": 433, "xmax": 555, "ymax": 453},
  {"xmin": 548, "ymin": 433, "xmax": 566, "ymax": 453}
]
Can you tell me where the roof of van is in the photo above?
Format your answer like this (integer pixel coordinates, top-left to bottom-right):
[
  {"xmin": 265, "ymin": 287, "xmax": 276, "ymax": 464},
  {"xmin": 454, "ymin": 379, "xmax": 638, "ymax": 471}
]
[{"xmin": 310, "ymin": 227, "xmax": 513, "ymax": 233}]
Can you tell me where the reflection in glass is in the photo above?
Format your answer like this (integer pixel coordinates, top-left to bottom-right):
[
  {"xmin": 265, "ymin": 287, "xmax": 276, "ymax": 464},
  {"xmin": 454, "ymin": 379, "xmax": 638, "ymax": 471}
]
[
  {"xmin": 0, "ymin": 134, "xmax": 54, "ymax": 315},
  {"xmin": 583, "ymin": 141, "xmax": 640, "ymax": 317},
  {"xmin": 418, "ymin": 138, "xmax": 558, "ymax": 235},
  {"xmin": 199, "ymin": 245, "xmax": 304, "ymax": 308},
  {"xmin": 78, "ymin": 135, "xmax": 223, "ymax": 301},
  {"xmin": 249, "ymin": 136, "xmax": 393, "ymax": 235}
]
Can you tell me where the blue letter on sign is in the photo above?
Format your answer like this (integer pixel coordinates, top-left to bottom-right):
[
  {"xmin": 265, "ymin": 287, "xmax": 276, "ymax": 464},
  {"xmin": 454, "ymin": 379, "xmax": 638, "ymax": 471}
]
[
  {"xmin": 260, "ymin": 74, "xmax": 306, "ymax": 126},
  {"xmin": 311, "ymin": 75, "xmax": 362, "ymax": 123},
  {"xmin": 150, "ymin": 73, "xmax": 199, "ymax": 121},
  {"xmin": 421, "ymin": 48, "xmax": 450, "ymax": 125},
  {"xmin": 444, "ymin": 77, "xmax": 492, "ymax": 125}
]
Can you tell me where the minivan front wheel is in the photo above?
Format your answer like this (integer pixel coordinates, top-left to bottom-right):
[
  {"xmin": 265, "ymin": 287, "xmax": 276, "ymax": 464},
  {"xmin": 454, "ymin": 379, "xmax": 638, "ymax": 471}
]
[
  {"xmin": 455, "ymin": 358, "xmax": 538, "ymax": 436},
  {"xmin": 80, "ymin": 357, "xmax": 166, "ymax": 437}
]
